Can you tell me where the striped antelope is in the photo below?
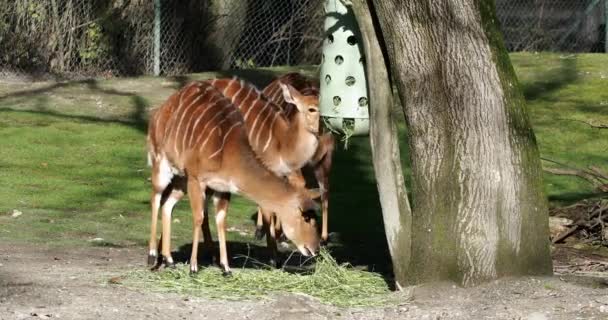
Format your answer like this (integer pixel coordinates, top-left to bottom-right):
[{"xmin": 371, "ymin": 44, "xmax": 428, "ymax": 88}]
[
  {"xmin": 146, "ymin": 81, "xmax": 320, "ymax": 275},
  {"xmin": 259, "ymin": 73, "xmax": 335, "ymax": 244},
  {"xmin": 202, "ymin": 76, "xmax": 322, "ymax": 264}
]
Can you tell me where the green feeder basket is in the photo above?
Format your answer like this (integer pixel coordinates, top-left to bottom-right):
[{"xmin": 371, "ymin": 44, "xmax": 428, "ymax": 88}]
[{"xmin": 319, "ymin": 0, "xmax": 369, "ymax": 137}]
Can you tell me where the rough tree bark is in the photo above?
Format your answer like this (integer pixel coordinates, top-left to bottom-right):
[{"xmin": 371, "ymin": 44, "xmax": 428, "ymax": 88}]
[
  {"xmin": 370, "ymin": 0, "xmax": 553, "ymax": 285},
  {"xmin": 350, "ymin": 0, "xmax": 412, "ymax": 289}
]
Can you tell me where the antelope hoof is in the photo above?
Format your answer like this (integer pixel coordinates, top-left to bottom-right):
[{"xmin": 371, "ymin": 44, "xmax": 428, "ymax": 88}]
[
  {"xmin": 190, "ymin": 265, "xmax": 199, "ymax": 275},
  {"xmin": 147, "ymin": 254, "xmax": 157, "ymax": 267},
  {"xmin": 269, "ymin": 257, "xmax": 282, "ymax": 269},
  {"xmin": 163, "ymin": 256, "xmax": 176, "ymax": 269},
  {"xmin": 220, "ymin": 264, "xmax": 232, "ymax": 277},
  {"xmin": 254, "ymin": 227, "xmax": 265, "ymax": 240}
]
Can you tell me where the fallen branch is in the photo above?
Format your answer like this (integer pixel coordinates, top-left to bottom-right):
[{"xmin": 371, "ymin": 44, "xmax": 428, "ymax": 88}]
[
  {"xmin": 558, "ymin": 118, "xmax": 608, "ymax": 129},
  {"xmin": 543, "ymin": 167, "xmax": 602, "ymax": 186},
  {"xmin": 541, "ymin": 158, "xmax": 608, "ymax": 192},
  {"xmin": 552, "ymin": 225, "xmax": 580, "ymax": 244}
]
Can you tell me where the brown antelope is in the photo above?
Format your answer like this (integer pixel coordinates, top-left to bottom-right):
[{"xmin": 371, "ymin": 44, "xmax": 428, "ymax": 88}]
[
  {"xmin": 146, "ymin": 81, "xmax": 320, "ymax": 275},
  {"xmin": 260, "ymin": 73, "xmax": 335, "ymax": 244},
  {"xmin": 200, "ymin": 76, "xmax": 323, "ymax": 264}
]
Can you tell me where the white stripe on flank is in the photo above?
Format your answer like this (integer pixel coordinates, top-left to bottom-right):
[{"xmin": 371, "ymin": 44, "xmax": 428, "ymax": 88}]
[
  {"xmin": 199, "ymin": 114, "xmax": 231, "ymax": 153},
  {"xmin": 248, "ymin": 104, "xmax": 268, "ymax": 146},
  {"xmin": 194, "ymin": 108, "xmax": 225, "ymax": 147},
  {"xmin": 238, "ymin": 87, "xmax": 254, "ymax": 112},
  {"xmin": 223, "ymin": 78, "xmax": 238, "ymax": 95},
  {"xmin": 173, "ymin": 88, "xmax": 209, "ymax": 155},
  {"xmin": 181, "ymin": 87, "xmax": 214, "ymax": 152},
  {"xmin": 262, "ymin": 113, "xmax": 278, "ymax": 153},
  {"xmin": 183, "ymin": 86, "xmax": 201, "ymax": 104},
  {"xmin": 195, "ymin": 107, "xmax": 238, "ymax": 151},
  {"xmin": 268, "ymin": 84, "xmax": 282, "ymax": 103},
  {"xmin": 208, "ymin": 122, "xmax": 241, "ymax": 159},
  {"xmin": 186, "ymin": 94, "xmax": 223, "ymax": 147},
  {"xmin": 231, "ymin": 80, "xmax": 245, "ymax": 103},
  {"xmin": 255, "ymin": 108, "xmax": 274, "ymax": 148}
]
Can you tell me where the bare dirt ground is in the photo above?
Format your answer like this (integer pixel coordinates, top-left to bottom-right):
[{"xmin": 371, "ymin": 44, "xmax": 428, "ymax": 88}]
[{"xmin": 1, "ymin": 243, "xmax": 608, "ymax": 320}]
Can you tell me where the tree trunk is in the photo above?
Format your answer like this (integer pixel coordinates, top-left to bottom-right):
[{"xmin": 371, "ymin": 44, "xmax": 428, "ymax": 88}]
[
  {"xmin": 350, "ymin": 0, "xmax": 412, "ymax": 289},
  {"xmin": 372, "ymin": 0, "xmax": 553, "ymax": 286},
  {"xmin": 201, "ymin": 0, "xmax": 247, "ymax": 70}
]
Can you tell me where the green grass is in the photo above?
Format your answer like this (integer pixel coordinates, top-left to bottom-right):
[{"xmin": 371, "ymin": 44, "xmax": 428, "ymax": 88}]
[
  {"xmin": 511, "ymin": 53, "xmax": 608, "ymax": 204},
  {"xmin": 0, "ymin": 53, "xmax": 607, "ymax": 303},
  {"xmin": 121, "ymin": 249, "xmax": 404, "ymax": 307}
]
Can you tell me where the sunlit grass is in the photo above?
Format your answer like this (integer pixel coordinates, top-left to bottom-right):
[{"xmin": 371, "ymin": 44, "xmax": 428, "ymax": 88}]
[{"xmin": 0, "ymin": 53, "xmax": 606, "ymax": 258}]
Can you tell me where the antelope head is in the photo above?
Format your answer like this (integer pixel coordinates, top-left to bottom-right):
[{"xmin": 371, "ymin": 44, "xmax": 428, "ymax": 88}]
[
  {"xmin": 280, "ymin": 83, "xmax": 320, "ymax": 135},
  {"xmin": 270, "ymin": 188, "xmax": 322, "ymax": 256}
]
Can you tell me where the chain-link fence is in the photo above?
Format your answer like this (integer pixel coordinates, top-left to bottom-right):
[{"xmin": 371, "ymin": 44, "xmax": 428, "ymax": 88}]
[
  {"xmin": 0, "ymin": 0, "xmax": 606, "ymax": 79},
  {"xmin": 497, "ymin": 0, "xmax": 607, "ymax": 52}
]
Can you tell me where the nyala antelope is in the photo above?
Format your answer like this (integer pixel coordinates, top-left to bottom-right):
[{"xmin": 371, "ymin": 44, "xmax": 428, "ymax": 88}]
[
  {"xmin": 259, "ymin": 72, "xmax": 335, "ymax": 245},
  {"xmin": 201, "ymin": 76, "xmax": 324, "ymax": 264},
  {"xmin": 146, "ymin": 81, "xmax": 320, "ymax": 275}
]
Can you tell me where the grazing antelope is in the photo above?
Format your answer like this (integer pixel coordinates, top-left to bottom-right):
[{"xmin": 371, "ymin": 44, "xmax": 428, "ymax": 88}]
[
  {"xmin": 260, "ymin": 72, "xmax": 335, "ymax": 244},
  {"xmin": 146, "ymin": 81, "xmax": 320, "ymax": 275},
  {"xmin": 201, "ymin": 76, "xmax": 323, "ymax": 264}
]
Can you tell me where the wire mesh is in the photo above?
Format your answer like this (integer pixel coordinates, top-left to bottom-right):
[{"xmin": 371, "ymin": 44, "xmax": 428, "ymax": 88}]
[
  {"xmin": 496, "ymin": 0, "xmax": 607, "ymax": 52},
  {"xmin": 0, "ymin": 0, "xmax": 606, "ymax": 79}
]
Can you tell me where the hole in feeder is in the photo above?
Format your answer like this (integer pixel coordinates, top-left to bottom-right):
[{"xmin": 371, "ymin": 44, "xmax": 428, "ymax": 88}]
[
  {"xmin": 327, "ymin": 34, "xmax": 334, "ymax": 44},
  {"xmin": 345, "ymin": 76, "xmax": 355, "ymax": 86},
  {"xmin": 342, "ymin": 118, "xmax": 356, "ymax": 132},
  {"xmin": 333, "ymin": 96, "xmax": 341, "ymax": 106},
  {"xmin": 335, "ymin": 55, "xmax": 344, "ymax": 65},
  {"xmin": 359, "ymin": 57, "xmax": 365, "ymax": 64},
  {"xmin": 347, "ymin": 36, "xmax": 357, "ymax": 46},
  {"xmin": 358, "ymin": 97, "xmax": 368, "ymax": 107},
  {"xmin": 325, "ymin": 74, "xmax": 331, "ymax": 84}
]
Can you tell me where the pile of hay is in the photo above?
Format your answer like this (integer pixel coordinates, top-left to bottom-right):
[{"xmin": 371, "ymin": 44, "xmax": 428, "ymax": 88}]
[{"xmin": 120, "ymin": 249, "xmax": 400, "ymax": 307}]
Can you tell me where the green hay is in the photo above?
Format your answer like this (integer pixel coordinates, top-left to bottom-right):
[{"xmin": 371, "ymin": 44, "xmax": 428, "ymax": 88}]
[
  {"xmin": 120, "ymin": 249, "xmax": 402, "ymax": 307},
  {"xmin": 320, "ymin": 116, "xmax": 356, "ymax": 150}
]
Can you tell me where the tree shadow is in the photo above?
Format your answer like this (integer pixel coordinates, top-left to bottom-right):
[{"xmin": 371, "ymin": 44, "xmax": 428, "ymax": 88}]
[
  {"xmin": 522, "ymin": 56, "xmax": 578, "ymax": 101},
  {"xmin": 0, "ymin": 78, "xmax": 149, "ymax": 134}
]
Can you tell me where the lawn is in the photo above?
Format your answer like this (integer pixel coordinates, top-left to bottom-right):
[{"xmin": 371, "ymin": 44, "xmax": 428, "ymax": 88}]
[{"xmin": 0, "ymin": 53, "xmax": 606, "ymax": 277}]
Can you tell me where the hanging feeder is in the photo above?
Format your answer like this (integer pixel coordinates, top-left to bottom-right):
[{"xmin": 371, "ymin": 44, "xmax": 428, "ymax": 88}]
[{"xmin": 319, "ymin": 0, "xmax": 369, "ymax": 137}]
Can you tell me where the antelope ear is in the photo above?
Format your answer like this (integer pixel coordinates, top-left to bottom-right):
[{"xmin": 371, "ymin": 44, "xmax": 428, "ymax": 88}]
[
  {"xmin": 306, "ymin": 188, "xmax": 322, "ymax": 201},
  {"xmin": 279, "ymin": 83, "xmax": 300, "ymax": 107}
]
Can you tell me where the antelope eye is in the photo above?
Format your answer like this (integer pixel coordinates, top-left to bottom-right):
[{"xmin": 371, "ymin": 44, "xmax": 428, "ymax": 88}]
[{"xmin": 308, "ymin": 108, "xmax": 317, "ymax": 113}]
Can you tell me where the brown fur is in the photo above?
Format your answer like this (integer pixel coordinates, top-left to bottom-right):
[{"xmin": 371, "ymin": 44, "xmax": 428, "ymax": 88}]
[
  {"xmin": 146, "ymin": 81, "xmax": 320, "ymax": 273},
  {"xmin": 260, "ymin": 72, "xmax": 335, "ymax": 242}
]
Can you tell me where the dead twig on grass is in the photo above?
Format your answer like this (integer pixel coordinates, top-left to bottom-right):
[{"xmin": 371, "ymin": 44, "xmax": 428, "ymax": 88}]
[
  {"xmin": 542, "ymin": 158, "xmax": 608, "ymax": 193},
  {"xmin": 557, "ymin": 118, "xmax": 608, "ymax": 129}
]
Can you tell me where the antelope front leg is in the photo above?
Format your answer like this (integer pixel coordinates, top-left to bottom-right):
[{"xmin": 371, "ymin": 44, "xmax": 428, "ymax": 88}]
[
  {"xmin": 188, "ymin": 177, "xmax": 206, "ymax": 274},
  {"xmin": 215, "ymin": 193, "xmax": 232, "ymax": 276},
  {"xmin": 265, "ymin": 210, "xmax": 280, "ymax": 268},
  {"xmin": 254, "ymin": 207, "xmax": 265, "ymax": 240},
  {"xmin": 148, "ymin": 190, "xmax": 162, "ymax": 266},
  {"xmin": 314, "ymin": 133, "xmax": 335, "ymax": 243},
  {"xmin": 160, "ymin": 187, "xmax": 184, "ymax": 268}
]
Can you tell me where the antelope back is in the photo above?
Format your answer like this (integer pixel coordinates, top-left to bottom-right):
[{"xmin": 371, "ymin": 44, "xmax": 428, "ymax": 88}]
[
  {"xmin": 207, "ymin": 78, "xmax": 287, "ymax": 154},
  {"xmin": 147, "ymin": 81, "xmax": 244, "ymax": 169},
  {"xmin": 262, "ymin": 73, "xmax": 320, "ymax": 132}
]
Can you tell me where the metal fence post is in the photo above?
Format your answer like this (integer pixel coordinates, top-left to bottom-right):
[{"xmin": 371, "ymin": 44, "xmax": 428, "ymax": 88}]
[{"xmin": 153, "ymin": 0, "xmax": 161, "ymax": 76}]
